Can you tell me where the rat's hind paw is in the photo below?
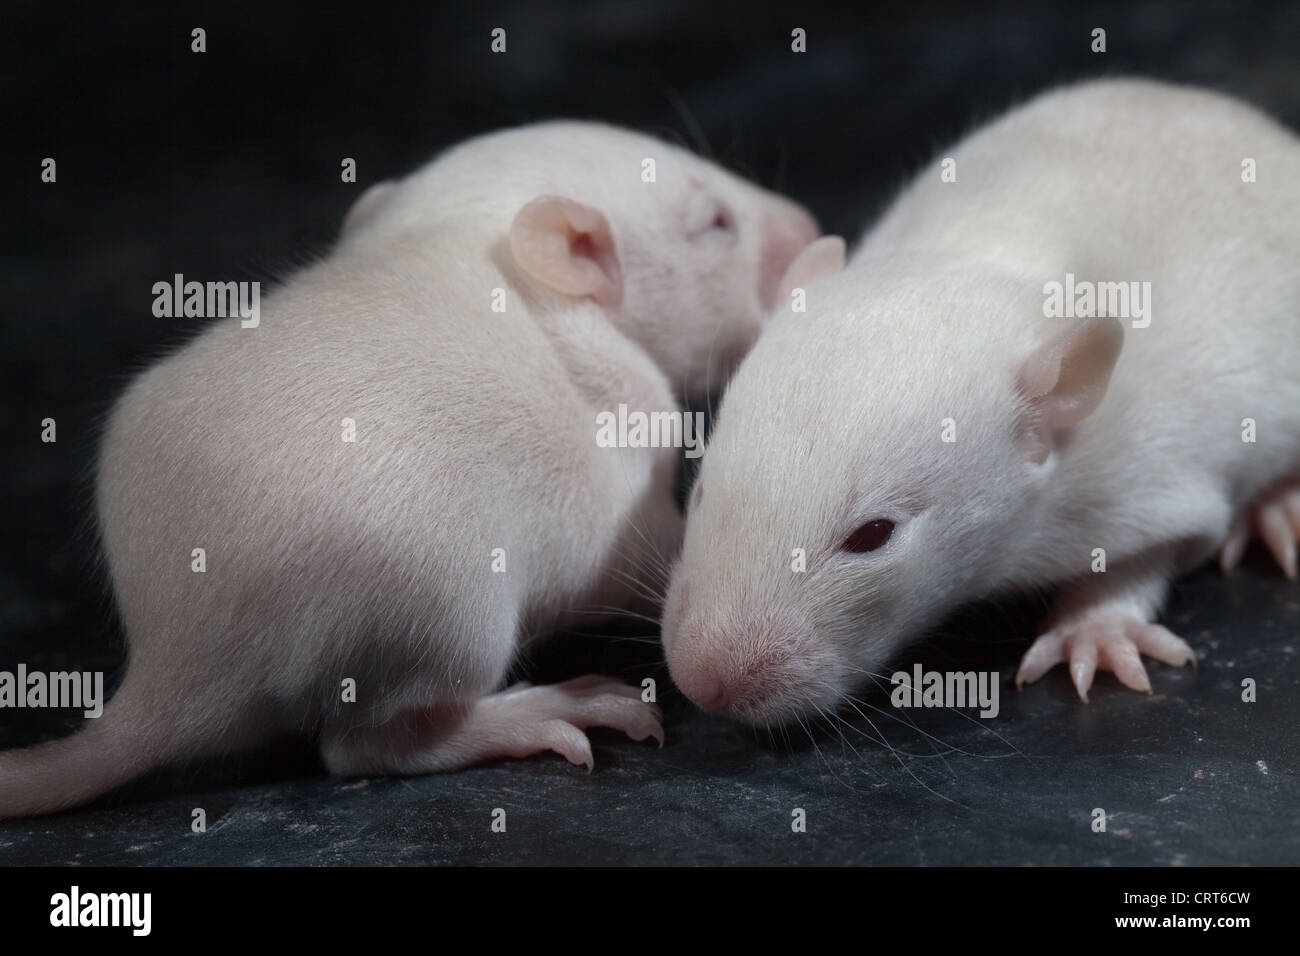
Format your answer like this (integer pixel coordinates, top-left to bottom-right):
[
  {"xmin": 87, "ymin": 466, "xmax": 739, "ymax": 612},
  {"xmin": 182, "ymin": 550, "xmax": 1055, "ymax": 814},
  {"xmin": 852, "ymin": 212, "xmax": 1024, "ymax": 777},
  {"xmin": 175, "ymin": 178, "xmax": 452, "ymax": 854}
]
[
  {"xmin": 1221, "ymin": 481, "xmax": 1300, "ymax": 580},
  {"xmin": 321, "ymin": 675, "xmax": 663, "ymax": 777},
  {"xmin": 1015, "ymin": 616, "xmax": 1195, "ymax": 702},
  {"xmin": 474, "ymin": 675, "xmax": 664, "ymax": 771}
]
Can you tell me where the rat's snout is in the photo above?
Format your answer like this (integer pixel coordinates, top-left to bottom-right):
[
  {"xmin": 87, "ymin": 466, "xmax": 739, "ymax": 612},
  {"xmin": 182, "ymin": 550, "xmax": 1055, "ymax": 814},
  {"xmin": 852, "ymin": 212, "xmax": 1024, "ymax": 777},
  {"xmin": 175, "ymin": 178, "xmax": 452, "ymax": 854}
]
[
  {"xmin": 670, "ymin": 640, "xmax": 798, "ymax": 719},
  {"xmin": 757, "ymin": 200, "xmax": 820, "ymax": 312},
  {"xmin": 665, "ymin": 595, "xmax": 824, "ymax": 725}
]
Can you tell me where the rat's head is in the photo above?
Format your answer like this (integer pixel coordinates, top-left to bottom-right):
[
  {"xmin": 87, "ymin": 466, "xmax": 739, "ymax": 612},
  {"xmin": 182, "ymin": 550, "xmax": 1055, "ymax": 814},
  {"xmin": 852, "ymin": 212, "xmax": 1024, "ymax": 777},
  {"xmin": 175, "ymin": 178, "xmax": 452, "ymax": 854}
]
[
  {"xmin": 342, "ymin": 122, "xmax": 820, "ymax": 399},
  {"xmin": 663, "ymin": 266, "xmax": 1125, "ymax": 726}
]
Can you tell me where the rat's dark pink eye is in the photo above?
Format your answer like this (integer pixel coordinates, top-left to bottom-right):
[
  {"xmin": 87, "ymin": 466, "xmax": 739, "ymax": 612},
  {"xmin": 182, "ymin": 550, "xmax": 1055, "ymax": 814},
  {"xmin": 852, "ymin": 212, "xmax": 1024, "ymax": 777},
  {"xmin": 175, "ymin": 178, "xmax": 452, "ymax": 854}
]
[{"xmin": 843, "ymin": 519, "xmax": 894, "ymax": 553}]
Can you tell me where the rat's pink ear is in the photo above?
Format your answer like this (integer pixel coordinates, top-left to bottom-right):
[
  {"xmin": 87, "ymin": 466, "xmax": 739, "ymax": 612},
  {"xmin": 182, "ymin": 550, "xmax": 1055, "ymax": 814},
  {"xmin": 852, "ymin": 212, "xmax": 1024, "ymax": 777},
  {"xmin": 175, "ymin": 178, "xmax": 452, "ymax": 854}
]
[
  {"xmin": 509, "ymin": 196, "xmax": 623, "ymax": 307},
  {"xmin": 341, "ymin": 181, "xmax": 396, "ymax": 236},
  {"xmin": 776, "ymin": 235, "xmax": 845, "ymax": 307},
  {"xmin": 1016, "ymin": 316, "xmax": 1124, "ymax": 463}
]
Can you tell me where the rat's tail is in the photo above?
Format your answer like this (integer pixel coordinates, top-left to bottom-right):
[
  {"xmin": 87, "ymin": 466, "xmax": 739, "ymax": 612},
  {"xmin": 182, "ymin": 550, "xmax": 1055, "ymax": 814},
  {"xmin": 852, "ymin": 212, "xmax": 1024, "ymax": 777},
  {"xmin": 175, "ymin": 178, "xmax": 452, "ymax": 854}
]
[{"xmin": 0, "ymin": 670, "xmax": 183, "ymax": 819}]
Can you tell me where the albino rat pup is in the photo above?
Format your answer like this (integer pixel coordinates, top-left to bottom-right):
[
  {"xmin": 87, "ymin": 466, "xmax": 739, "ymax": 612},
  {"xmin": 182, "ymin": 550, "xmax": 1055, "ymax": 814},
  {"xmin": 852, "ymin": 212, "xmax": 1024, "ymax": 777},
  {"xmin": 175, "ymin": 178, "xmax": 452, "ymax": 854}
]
[
  {"xmin": 664, "ymin": 79, "xmax": 1300, "ymax": 727},
  {"xmin": 0, "ymin": 121, "xmax": 819, "ymax": 817}
]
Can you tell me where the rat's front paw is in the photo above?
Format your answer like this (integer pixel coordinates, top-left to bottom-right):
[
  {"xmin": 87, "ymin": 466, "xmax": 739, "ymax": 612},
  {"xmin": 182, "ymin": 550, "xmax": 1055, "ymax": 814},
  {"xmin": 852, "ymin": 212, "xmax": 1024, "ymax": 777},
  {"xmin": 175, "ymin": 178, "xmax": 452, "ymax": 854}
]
[
  {"xmin": 1221, "ymin": 480, "xmax": 1300, "ymax": 580},
  {"xmin": 1015, "ymin": 615, "xmax": 1195, "ymax": 702},
  {"xmin": 480, "ymin": 674, "xmax": 664, "ymax": 771}
]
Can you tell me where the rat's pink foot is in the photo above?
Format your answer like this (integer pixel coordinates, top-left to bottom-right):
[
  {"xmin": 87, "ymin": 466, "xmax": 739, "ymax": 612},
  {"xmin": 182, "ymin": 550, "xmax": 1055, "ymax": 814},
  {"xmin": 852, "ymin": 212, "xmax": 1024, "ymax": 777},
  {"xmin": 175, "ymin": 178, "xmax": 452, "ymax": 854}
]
[
  {"xmin": 321, "ymin": 674, "xmax": 663, "ymax": 776},
  {"xmin": 1015, "ymin": 614, "xmax": 1195, "ymax": 702},
  {"xmin": 474, "ymin": 675, "xmax": 664, "ymax": 770},
  {"xmin": 1221, "ymin": 480, "xmax": 1300, "ymax": 580}
]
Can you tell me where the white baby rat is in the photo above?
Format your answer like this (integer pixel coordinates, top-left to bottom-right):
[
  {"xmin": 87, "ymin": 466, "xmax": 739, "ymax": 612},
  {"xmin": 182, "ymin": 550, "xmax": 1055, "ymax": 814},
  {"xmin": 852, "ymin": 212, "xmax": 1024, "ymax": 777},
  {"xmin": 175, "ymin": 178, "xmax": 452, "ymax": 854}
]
[
  {"xmin": 0, "ymin": 121, "xmax": 819, "ymax": 817},
  {"xmin": 663, "ymin": 78, "xmax": 1300, "ymax": 727}
]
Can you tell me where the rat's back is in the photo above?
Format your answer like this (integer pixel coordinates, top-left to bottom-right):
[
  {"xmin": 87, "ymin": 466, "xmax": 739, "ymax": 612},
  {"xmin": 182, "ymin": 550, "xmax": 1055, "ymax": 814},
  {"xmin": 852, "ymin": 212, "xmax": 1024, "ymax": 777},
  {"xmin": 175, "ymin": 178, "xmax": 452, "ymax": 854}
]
[{"xmin": 858, "ymin": 77, "xmax": 1300, "ymax": 527}]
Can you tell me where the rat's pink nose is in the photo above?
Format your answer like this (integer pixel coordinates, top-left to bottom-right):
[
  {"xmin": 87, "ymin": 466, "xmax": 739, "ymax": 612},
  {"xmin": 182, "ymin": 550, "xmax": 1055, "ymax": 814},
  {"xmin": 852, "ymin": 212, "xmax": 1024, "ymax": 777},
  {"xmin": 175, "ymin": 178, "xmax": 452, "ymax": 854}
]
[
  {"xmin": 666, "ymin": 604, "xmax": 816, "ymax": 720},
  {"xmin": 686, "ymin": 674, "xmax": 730, "ymax": 712},
  {"xmin": 670, "ymin": 661, "xmax": 732, "ymax": 712}
]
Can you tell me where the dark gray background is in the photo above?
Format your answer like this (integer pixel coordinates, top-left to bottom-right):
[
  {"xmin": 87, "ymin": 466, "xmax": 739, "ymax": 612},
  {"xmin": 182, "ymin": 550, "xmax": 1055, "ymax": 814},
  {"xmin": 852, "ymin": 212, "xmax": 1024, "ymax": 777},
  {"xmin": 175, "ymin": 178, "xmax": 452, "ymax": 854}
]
[{"xmin": 1, "ymin": 0, "xmax": 1297, "ymax": 865}]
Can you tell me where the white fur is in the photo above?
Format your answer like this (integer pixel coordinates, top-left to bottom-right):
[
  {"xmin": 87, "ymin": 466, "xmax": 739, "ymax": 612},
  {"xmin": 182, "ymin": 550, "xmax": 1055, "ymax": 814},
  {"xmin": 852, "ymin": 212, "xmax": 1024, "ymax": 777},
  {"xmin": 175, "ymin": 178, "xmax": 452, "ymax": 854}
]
[
  {"xmin": 665, "ymin": 79, "xmax": 1300, "ymax": 725},
  {"xmin": 0, "ymin": 121, "xmax": 819, "ymax": 816}
]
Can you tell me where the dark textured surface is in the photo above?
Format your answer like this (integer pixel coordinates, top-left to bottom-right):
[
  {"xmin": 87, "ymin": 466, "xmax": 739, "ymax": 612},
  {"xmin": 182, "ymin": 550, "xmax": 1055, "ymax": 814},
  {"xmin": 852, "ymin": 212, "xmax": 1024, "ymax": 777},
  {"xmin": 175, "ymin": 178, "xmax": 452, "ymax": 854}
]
[{"xmin": 2, "ymin": 0, "xmax": 1298, "ymax": 865}]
